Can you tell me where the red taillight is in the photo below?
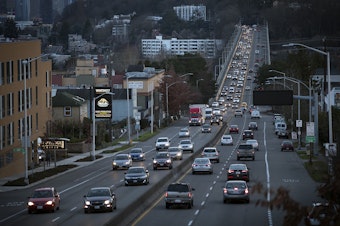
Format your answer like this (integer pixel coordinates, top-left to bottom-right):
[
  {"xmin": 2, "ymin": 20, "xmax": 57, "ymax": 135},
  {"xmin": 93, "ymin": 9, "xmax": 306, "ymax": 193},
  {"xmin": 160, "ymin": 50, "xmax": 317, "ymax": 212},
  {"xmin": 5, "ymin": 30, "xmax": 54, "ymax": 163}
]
[
  {"xmin": 223, "ymin": 188, "xmax": 227, "ymax": 194},
  {"xmin": 228, "ymin": 170, "xmax": 234, "ymax": 173},
  {"xmin": 188, "ymin": 193, "xmax": 192, "ymax": 198},
  {"xmin": 165, "ymin": 192, "xmax": 168, "ymax": 198},
  {"xmin": 242, "ymin": 170, "xmax": 247, "ymax": 173}
]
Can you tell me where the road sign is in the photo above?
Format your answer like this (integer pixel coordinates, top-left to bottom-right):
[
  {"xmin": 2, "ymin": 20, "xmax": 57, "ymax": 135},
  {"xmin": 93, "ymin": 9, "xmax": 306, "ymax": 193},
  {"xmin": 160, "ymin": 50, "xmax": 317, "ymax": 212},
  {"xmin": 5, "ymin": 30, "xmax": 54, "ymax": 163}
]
[
  {"xmin": 296, "ymin": 120, "xmax": 302, "ymax": 128},
  {"xmin": 306, "ymin": 136, "xmax": 315, "ymax": 143},
  {"xmin": 291, "ymin": 131, "xmax": 297, "ymax": 140},
  {"xmin": 306, "ymin": 122, "xmax": 315, "ymax": 136},
  {"xmin": 41, "ymin": 139, "xmax": 66, "ymax": 149},
  {"xmin": 328, "ymin": 143, "xmax": 337, "ymax": 157}
]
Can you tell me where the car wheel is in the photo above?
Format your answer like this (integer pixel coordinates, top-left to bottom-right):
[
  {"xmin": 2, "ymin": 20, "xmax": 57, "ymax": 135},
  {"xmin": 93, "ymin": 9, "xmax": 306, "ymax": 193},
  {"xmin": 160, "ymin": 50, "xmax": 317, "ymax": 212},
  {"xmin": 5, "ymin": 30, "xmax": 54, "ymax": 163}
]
[
  {"xmin": 84, "ymin": 209, "xmax": 88, "ymax": 214},
  {"xmin": 252, "ymin": 157, "xmax": 255, "ymax": 161},
  {"xmin": 281, "ymin": 149, "xmax": 283, "ymax": 152},
  {"xmin": 114, "ymin": 203, "xmax": 117, "ymax": 209},
  {"xmin": 223, "ymin": 198, "xmax": 227, "ymax": 204},
  {"xmin": 166, "ymin": 203, "xmax": 171, "ymax": 209},
  {"xmin": 245, "ymin": 199, "xmax": 250, "ymax": 203},
  {"xmin": 191, "ymin": 150, "xmax": 193, "ymax": 153},
  {"xmin": 153, "ymin": 167, "xmax": 157, "ymax": 170},
  {"xmin": 28, "ymin": 209, "xmax": 32, "ymax": 214},
  {"xmin": 109, "ymin": 206, "xmax": 113, "ymax": 212},
  {"xmin": 237, "ymin": 157, "xmax": 240, "ymax": 160}
]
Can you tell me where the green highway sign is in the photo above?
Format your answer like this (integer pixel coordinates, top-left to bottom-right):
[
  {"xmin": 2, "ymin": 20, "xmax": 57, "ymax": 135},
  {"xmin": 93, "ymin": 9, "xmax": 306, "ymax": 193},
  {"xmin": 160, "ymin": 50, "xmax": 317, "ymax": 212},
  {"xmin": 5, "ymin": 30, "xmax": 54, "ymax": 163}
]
[{"xmin": 306, "ymin": 136, "xmax": 315, "ymax": 143}]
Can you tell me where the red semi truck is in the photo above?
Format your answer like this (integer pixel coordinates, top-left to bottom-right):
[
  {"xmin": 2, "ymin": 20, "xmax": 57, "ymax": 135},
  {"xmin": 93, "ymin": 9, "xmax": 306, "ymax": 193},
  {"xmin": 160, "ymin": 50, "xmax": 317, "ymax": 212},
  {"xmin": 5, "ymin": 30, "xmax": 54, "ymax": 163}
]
[{"xmin": 188, "ymin": 104, "xmax": 206, "ymax": 126}]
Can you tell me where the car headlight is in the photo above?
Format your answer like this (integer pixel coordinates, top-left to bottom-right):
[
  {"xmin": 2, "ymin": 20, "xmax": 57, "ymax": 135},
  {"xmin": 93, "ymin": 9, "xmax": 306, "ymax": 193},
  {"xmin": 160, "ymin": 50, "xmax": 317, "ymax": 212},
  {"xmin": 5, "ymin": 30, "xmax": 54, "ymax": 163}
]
[
  {"xmin": 85, "ymin": 200, "xmax": 91, "ymax": 205},
  {"xmin": 28, "ymin": 201, "xmax": 34, "ymax": 206},
  {"xmin": 46, "ymin": 200, "xmax": 53, "ymax": 205},
  {"xmin": 153, "ymin": 160, "xmax": 157, "ymax": 164},
  {"xmin": 166, "ymin": 159, "xmax": 171, "ymax": 163},
  {"xmin": 113, "ymin": 162, "xmax": 117, "ymax": 165},
  {"xmin": 176, "ymin": 153, "xmax": 181, "ymax": 156},
  {"xmin": 104, "ymin": 200, "xmax": 111, "ymax": 205}
]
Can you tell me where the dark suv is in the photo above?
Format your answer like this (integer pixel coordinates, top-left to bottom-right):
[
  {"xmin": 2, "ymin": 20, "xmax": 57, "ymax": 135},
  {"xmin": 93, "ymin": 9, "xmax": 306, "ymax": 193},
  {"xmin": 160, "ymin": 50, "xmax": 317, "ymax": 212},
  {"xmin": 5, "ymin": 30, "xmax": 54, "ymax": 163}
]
[
  {"xmin": 242, "ymin": 130, "xmax": 254, "ymax": 140},
  {"xmin": 165, "ymin": 182, "xmax": 194, "ymax": 209}
]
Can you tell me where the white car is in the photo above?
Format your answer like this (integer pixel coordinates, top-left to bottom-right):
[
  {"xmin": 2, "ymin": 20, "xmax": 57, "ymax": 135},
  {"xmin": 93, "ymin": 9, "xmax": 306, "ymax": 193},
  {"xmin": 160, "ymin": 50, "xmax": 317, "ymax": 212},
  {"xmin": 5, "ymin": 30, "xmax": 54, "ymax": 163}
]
[
  {"xmin": 246, "ymin": 139, "xmax": 259, "ymax": 151},
  {"xmin": 233, "ymin": 98, "xmax": 240, "ymax": 103},
  {"xmin": 211, "ymin": 102, "xmax": 219, "ymax": 107},
  {"xmin": 251, "ymin": 110, "xmax": 261, "ymax": 119},
  {"xmin": 155, "ymin": 137, "xmax": 170, "ymax": 151},
  {"xmin": 221, "ymin": 135, "xmax": 233, "ymax": 145},
  {"xmin": 178, "ymin": 139, "xmax": 194, "ymax": 153},
  {"xmin": 178, "ymin": 128, "xmax": 190, "ymax": 138}
]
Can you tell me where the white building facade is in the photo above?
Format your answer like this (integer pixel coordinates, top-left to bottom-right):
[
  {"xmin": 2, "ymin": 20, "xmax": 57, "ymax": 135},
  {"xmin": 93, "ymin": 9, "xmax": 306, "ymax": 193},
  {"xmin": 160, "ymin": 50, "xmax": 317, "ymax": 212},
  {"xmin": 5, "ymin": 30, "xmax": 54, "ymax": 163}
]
[{"xmin": 141, "ymin": 36, "xmax": 222, "ymax": 59}]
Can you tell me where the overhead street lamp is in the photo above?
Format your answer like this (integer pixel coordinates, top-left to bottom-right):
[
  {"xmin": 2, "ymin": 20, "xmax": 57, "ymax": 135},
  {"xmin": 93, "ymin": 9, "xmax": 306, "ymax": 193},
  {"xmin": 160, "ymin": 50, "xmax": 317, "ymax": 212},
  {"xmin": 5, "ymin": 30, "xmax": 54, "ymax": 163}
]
[
  {"xmin": 92, "ymin": 90, "xmax": 114, "ymax": 161},
  {"xmin": 126, "ymin": 75, "xmax": 133, "ymax": 144},
  {"xmin": 269, "ymin": 69, "xmax": 286, "ymax": 89},
  {"xmin": 283, "ymin": 43, "xmax": 332, "ymax": 145},
  {"xmin": 166, "ymin": 81, "xmax": 187, "ymax": 121},
  {"xmin": 196, "ymin": 79, "xmax": 204, "ymax": 88},
  {"xmin": 22, "ymin": 54, "xmax": 49, "ymax": 184}
]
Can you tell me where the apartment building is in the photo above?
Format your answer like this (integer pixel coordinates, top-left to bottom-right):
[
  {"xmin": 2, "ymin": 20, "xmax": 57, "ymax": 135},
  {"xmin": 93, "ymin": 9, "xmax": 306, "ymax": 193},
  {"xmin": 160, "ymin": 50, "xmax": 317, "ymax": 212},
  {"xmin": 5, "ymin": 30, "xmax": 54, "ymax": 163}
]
[
  {"xmin": 173, "ymin": 5, "xmax": 207, "ymax": 21},
  {"xmin": 0, "ymin": 39, "xmax": 52, "ymax": 178},
  {"xmin": 141, "ymin": 36, "xmax": 222, "ymax": 58}
]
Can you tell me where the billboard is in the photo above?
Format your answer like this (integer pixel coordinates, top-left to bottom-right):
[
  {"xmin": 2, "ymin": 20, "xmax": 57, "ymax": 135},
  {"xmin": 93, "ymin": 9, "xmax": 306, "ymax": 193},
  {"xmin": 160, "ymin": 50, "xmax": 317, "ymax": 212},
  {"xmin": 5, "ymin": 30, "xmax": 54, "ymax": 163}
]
[
  {"xmin": 253, "ymin": 90, "xmax": 293, "ymax": 106},
  {"xmin": 95, "ymin": 87, "xmax": 112, "ymax": 118}
]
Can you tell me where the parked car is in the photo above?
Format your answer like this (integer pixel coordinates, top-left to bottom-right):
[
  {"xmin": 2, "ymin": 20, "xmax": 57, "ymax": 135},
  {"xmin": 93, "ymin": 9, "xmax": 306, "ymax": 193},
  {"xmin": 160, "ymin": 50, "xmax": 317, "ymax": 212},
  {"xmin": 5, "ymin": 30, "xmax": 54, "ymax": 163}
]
[
  {"xmin": 242, "ymin": 130, "xmax": 254, "ymax": 140},
  {"xmin": 192, "ymin": 157, "xmax": 213, "ymax": 174},
  {"xmin": 248, "ymin": 121, "xmax": 258, "ymax": 130},
  {"xmin": 281, "ymin": 140, "xmax": 294, "ymax": 152},
  {"xmin": 112, "ymin": 154, "xmax": 132, "ymax": 170},
  {"xmin": 221, "ymin": 134, "xmax": 233, "ymax": 145},
  {"xmin": 124, "ymin": 166, "xmax": 149, "ymax": 186},
  {"xmin": 165, "ymin": 182, "xmax": 194, "ymax": 209},
  {"xmin": 229, "ymin": 125, "xmax": 239, "ymax": 134},
  {"xmin": 168, "ymin": 147, "xmax": 183, "ymax": 160},
  {"xmin": 27, "ymin": 187, "xmax": 60, "ymax": 214},
  {"xmin": 178, "ymin": 128, "xmax": 190, "ymax": 138},
  {"xmin": 305, "ymin": 202, "xmax": 339, "ymax": 226},
  {"xmin": 201, "ymin": 147, "xmax": 220, "ymax": 163},
  {"xmin": 227, "ymin": 164, "xmax": 249, "ymax": 182},
  {"xmin": 223, "ymin": 180, "xmax": 250, "ymax": 203},
  {"xmin": 246, "ymin": 139, "xmax": 259, "ymax": 151},
  {"xmin": 201, "ymin": 123, "xmax": 212, "ymax": 133},
  {"xmin": 153, "ymin": 152, "xmax": 172, "ymax": 170},
  {"xmin": 129, "ymin": 148, "xmax": 145, "ymax": 161},
  {"xmin": 83, "ymin": 187, "xmax": 117, "ymax": 213},
  {"xmin": 178, "ymin": 139, "xmax": 194, "ymax": 153},
  {"xmin": 155, "ymin": 137, "xmax": 171, "ymax": 151}
]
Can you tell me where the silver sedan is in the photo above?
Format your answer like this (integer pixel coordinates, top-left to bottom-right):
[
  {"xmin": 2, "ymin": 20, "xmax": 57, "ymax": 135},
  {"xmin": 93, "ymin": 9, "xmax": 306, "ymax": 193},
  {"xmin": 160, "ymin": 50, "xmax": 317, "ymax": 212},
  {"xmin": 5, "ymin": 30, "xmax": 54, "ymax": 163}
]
[{"xmin": 192, "ymin": 158, "xmax": 213, "ymax": 174}]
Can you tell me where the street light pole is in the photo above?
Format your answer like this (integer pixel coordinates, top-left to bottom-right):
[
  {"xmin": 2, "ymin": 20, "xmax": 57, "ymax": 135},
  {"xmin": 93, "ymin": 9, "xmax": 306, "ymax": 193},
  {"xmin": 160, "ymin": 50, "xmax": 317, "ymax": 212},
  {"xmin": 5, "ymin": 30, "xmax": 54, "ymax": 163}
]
[
  {"xmin": 283, "ymin": 43, "xmax": 332, "ymax": 145},
  {"xmin": 269, "ymin": 69, "xmax": 286, "ymax": 89},
  {"xmin": 126, "ymin": 75, "xmax": 132, "ymax": 144},
  {"xmin": 22, "ymin": 54, "xmax": 49, "ymax": 184}
]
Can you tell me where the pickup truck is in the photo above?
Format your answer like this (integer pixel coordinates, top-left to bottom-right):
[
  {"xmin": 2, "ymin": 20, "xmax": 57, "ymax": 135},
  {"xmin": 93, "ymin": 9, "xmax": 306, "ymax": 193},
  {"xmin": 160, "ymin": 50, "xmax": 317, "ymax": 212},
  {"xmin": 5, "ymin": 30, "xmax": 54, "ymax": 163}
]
[
  {"xmin": 236, "ymin": 143, "xmax": 255, "ymax": 160},
  {"xmin": 164, "ymin": 182, "xmax": 194, "ymax": 209}
]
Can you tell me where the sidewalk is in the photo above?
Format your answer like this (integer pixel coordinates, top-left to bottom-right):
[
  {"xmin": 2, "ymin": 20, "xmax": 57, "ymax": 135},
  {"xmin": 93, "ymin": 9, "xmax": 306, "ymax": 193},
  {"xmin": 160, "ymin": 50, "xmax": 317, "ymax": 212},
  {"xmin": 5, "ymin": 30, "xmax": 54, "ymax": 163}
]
[{"xmin": 0, "ymin": 118, "xmax": 186, "ymax": 192}]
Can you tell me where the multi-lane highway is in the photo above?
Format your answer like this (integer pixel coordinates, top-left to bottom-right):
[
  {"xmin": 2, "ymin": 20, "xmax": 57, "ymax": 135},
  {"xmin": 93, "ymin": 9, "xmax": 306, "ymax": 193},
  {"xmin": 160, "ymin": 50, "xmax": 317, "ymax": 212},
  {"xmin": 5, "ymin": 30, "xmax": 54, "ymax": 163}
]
[{"xmin": 0, "ymin": 25, "xmax": 320, "ymax": 226}]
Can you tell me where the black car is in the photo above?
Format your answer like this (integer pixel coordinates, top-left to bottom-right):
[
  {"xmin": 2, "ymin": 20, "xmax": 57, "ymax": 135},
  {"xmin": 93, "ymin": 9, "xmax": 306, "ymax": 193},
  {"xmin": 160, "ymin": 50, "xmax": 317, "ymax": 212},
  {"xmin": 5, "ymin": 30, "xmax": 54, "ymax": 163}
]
[
  {"xmin": 242, "ymin": 130, "xmax": 254, "ymax": 140},
  {"xmin": 124, "ymin": 166, "xmax": 149, "ymax": 186},
  {"xmin": 153, "ymin": 152, "xmax": 172, "ymax": 170},
  {"xmin": 227, "ymin": 164, "xmax": 249, "ymax": 182},
  {"xmin": 210, "ymin": 116, "xmax": 220, "ymax": 125},
  {"xmin": 83, "ymin": 187, "xmax": 117, "ymax": 213},
  {"xmin": 248, "ymin": 122, "xmax": 258, "ymax": 130},
  {"xmin": 281, "ymin": 140, "xmax": 294, "ymax": 151}
]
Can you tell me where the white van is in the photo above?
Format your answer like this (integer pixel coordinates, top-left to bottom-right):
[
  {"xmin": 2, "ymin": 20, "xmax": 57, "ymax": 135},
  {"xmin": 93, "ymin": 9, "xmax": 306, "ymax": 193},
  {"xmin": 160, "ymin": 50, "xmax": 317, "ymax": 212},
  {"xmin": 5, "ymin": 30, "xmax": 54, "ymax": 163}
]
[
  {"xmin": 275, "ymin": 122, "xmax": 287, "ymax": 134},
  {"xmin": 251, "ymin": 110, "xmax": 261, "ymax": 119}
]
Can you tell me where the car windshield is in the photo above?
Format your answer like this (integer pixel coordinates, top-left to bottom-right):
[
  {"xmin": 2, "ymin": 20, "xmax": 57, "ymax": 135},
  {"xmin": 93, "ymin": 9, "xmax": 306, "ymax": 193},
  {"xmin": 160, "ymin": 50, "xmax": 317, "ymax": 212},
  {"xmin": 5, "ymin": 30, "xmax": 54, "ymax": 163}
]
[
  {"xmin": 87, "ymin": 189, "xmax": 110, "ymax": 197},
  {"xmin": 180, "ymin": 129, "xmax": 188, "ymax": 132},
  {"xmin": 156, "ymin": 153, "xmax": 168, "ymax": 158},
  {"xmin": 158, "ymin": 138, "xmax": 168, "ymax": 142},
  {"xmin": 130, "ymin": 149, "xmax": 142, "ymax": 153},
  {"xmin": 32, "ymin": 190, "xmax": 53, "ymax": 198},
  {"xmin": 115, "ymin": 155, "xmax": 128, "ymax": 160},
  {"xmin": 226, "ymin": 182, "xmax": 246, "ymax": 189},
  {"xmin": 230, "ymin": 164, "xmax": 247, "ymax": 170},
  {"xmin": 204, "ymin": 149, "xmax": 216, "ymax": 153},
  {"xmin": 180, "ymin": 140, "xmax": 191, "ymax": 144},
  {"xmin": 127, "ymin": 168, "xmax": 144, "ymax": 174},
  {"xmin": 167, "ymin": 184, "xmax": 189, "ymax": 192},
  {"xmin": 168, "ymin": 148, "xmax": 179, "ymax": 152},
  {"xmin": 194, "ymin": 159, "xmax": 209, "ymax": 164}
]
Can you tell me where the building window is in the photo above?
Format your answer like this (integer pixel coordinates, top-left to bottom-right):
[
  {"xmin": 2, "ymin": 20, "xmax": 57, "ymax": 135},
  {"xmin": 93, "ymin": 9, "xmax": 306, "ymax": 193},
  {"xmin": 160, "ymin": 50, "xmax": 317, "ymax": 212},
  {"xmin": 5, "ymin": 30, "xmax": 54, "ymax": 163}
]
[
  {"xmin": 36, "ymin": 113, "xmax": 38, "ymax": 130},
  {"xmin": 0, "ymin": 95, "xmax": 4, "ymax": 118},
  {"xmin": 64, "ymin": 106, "xmax": 72, "ymax": 117},
  {"xmin": 7, "ymin": 93, "xmax": 13, "ymax": 116},
  {"xmin": 7, "ymin": 122, "xmax": 14, "ymax": 145},
  {"xmin": 1, "ymin": 125, "xmax": 5, "ymax": 149},
  {"xmin": 0, "ymin": 62, "xmax": 4, "ymax": 85},
  {"xmin": 35, "ymin": 86, "xmax": 38, "ymax": 105},
  {"xmin": 6, "ymin": 61, "xmax": 13, "ymax": 84}
]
